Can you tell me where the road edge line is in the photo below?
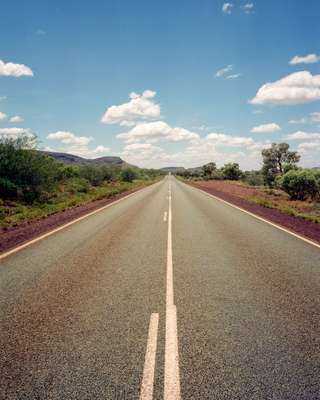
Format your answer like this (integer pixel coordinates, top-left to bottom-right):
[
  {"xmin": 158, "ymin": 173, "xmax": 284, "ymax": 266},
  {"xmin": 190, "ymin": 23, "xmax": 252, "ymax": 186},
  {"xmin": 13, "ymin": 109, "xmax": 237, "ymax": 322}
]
[
  {"xmin": 0, "ymin": 181, "xmax": 161, "ymax": 260},
  {"xmin": 183, "ymin": 181, "xmax": 320, "ymax": 250}
]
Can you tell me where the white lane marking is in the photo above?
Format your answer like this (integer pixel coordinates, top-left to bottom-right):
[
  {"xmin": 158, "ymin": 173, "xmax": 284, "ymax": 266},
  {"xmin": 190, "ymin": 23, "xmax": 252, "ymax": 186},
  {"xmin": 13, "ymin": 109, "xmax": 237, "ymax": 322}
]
[
  {"xmin": 187, "ymin": 182, "xmax": 320, "ymax": 250},
  {"xmin": 164, "ymin": 180, "xmax": 181, "ymax": 400},
  {"xmin": 166, "ymin": 189, "xmax": 174, "ymax": 307},
  {"xmin": 0, "ymin": 182, "xmax": 162, "ymax": 261},
  {"xmin": 140, "ymin": 313, "xmax": 159, "ymax": 400},
  {"xmin": 164, "ymin": 305, "xmax": 180, "ymax": 400},
  {"xmin": 163, "ymin": 212, "xmax": 168, "ymax": 222}
]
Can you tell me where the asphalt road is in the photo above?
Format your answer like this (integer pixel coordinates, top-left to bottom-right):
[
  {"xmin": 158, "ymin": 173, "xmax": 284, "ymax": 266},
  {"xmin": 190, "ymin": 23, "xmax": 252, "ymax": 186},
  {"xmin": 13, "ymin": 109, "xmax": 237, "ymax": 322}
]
[{"xmin": 0, "ymin": 176, "xmax": 319, "ymax": 400}]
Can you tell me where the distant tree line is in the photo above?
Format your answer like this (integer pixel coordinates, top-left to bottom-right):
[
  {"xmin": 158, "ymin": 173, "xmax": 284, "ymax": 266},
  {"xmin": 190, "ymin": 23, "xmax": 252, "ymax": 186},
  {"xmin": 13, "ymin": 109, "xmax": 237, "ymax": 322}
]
[
  {"xmin": 0, "ymin": 135, "xmax": 163, "ymax": 203},
  {"xmin": 1, "ymin": 135, "xmax": 319, "ymax": 204},
  {"xmin": 176, "ymin": 142, "xmax": 320, "ymax": 201}
]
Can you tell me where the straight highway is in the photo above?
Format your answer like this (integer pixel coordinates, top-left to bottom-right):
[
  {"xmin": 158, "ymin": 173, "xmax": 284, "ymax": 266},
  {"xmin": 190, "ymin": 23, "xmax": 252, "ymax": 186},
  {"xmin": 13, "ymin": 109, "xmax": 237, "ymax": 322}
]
[{"xmin": 1, "ymin": 176, "xmax": 319, "ymax": 399}]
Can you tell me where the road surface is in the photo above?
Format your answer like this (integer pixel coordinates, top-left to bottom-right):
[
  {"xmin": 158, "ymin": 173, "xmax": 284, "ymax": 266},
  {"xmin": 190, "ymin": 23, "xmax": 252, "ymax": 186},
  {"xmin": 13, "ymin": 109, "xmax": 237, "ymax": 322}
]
[{"xmin": 1, "ymin": 176, "xmax": 319, "ymax": 399}]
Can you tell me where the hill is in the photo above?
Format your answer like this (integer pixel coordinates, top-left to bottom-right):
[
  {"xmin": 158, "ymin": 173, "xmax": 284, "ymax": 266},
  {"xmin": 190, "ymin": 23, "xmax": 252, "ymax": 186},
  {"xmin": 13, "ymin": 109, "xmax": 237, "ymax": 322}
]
[
  {"xmin": 160, "ymin": 167, "xmax": 186, "ymax": 173},
  {"xmin": 44, "ymin": 151, "xmax": 127, "ymax": 167}
]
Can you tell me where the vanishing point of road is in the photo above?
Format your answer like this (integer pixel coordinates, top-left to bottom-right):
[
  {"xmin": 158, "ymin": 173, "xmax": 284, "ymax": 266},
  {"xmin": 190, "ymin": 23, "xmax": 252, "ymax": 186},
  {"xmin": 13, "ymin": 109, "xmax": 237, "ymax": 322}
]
[{"xmin": 1, "ymin": 176, "xmax": 319, "ymax": 399}]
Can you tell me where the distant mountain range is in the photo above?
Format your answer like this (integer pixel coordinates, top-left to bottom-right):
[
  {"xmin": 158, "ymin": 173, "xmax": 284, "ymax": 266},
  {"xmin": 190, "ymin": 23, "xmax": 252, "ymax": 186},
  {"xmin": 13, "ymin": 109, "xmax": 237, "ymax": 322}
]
[
  {"xmin": 44, "ymin": 151, "xmax": 128, "ymax": 167},
  {"xmin": 160, "ymin": 166, "xmax": 203, "ymax": 174},
  {"xmin": 45, "ymin": 151, "xmax": 192, "ymax": 172},
  {"xmin": 160, "ymin": 167, "xmax": 186, "ymax": 173}
]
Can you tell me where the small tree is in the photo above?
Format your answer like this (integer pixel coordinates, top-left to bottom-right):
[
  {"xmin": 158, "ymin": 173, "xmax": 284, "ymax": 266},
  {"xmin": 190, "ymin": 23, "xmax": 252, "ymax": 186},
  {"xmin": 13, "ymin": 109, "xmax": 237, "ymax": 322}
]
[
  {"xmin": 262, "ymin": 143, "xmax": 300, "ymax": 187},
  {"xmin": 201, "ymin": 162, "xmax": 217, "ymax": 179},
  {"xmin": 0, "ymin": 135, "xmax": 61, "ymax": 202},
  {"xmin": 221, "ymin": 163, "xmax": 242, "ymax": 180}
]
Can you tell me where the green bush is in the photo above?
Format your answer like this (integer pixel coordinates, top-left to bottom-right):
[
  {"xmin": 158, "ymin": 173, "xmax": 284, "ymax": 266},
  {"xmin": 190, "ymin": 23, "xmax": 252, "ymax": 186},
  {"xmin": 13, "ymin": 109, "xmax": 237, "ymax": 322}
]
[
  {"xmin": 0, "ymin": 136, "xmax": 62, "ymax": 202},
  {"xmin": 0, "ymin": 177, "xmax": 17, "ymax": 199},
  {"xmin": 78, "ymin": 165, "xmax": 104, "ymax": 186},
  {"xmin": 278, "ymin": 169, "xmax": 318, "ymax": 200},
  {"xmin": 201, "ymin": 162, "xmax": 217, "ymax": 179},
  {"xmin": 67, "ymin": 178, "xmax": 90, "ymax": 194},
  {"xmin": 120, "ymin": 168, "xmax": 138, "ymax": 182},
  {"xmin": 0, "ymin": 135, "xmax": 162, "ymax": 210},
  {"xmin": 221, "ymin": 163, "xmax": 243, "ymax": 180},
  {"xmin": 242, "ymin": 171, "xmax": 264, "ymax": 186}
]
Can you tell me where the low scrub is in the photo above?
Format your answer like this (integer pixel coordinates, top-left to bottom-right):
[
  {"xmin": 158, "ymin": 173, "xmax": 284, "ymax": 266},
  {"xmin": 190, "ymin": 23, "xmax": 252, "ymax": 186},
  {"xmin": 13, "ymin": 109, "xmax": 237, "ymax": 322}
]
[{"xmin": 0, "ymin": 135, "xmax": 162, "ymax": 228}]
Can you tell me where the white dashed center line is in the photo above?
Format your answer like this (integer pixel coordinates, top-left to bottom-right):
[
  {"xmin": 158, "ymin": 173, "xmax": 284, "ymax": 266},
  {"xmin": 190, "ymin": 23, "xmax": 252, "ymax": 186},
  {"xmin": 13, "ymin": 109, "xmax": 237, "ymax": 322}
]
[
  {"xmin": 164, "ymin": 181, "xmax": 181, "ymax": 400},
  {"xmin": 140, "ymin": 313, "xmax": 159, "ymax": 400},
  {"xmin": 140, "ymin": 178, "xmax": 181, "ymax": 400}
]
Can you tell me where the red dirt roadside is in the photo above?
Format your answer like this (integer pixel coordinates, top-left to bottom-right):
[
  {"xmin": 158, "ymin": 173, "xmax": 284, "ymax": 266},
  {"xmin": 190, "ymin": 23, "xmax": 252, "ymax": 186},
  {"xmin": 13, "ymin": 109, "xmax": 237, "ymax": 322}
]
[{"xmin": 190, "ymin": 180, "xmax": 320, "ymax": 245}]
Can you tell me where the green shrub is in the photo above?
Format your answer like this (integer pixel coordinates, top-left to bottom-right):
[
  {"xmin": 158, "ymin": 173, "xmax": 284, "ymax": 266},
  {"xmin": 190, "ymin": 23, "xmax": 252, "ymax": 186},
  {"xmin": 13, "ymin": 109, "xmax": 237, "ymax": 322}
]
[
  {"xmin": 78, "ymin": 165, "xmax": 104, "ymax": 186},
  {"xmin": 278, "ymin": 169, "xmax": 318, "ymax": 200},
  {"xmin": 120, "ymin": 168, "xmax": 138, "ymax": 182},
  {"xmin": 0, "ymin": 136, "xmax": 61, "ymax": 202},
  {"xmin": 0, "ymin": 177, "xmax": 17, "ymax": 199},
  {"xmin": 67, "ymin": 178, "xmax": 90, "ymax": 194},
  {"xmin": 242, "ymin": 171, "xmax": 264, "ymax": 186},
  {"xmin": 221, "ymin": 163, "xmax": 243, "ymax": 180}
]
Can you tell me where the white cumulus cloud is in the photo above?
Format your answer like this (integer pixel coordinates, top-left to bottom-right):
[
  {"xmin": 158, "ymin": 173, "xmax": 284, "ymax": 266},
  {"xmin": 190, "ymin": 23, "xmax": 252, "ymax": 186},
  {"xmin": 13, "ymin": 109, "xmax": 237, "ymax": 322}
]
[
  {"xmin": 0, "ymin": 60, "xmax": 33, "ymax": 77},
  {"xmin": 0, "ymin": 127, "xmax": 33, "ymax": 138},
  {"xmin": 10, "ymin": 115, "xmax": 24, "ymax": 123},
  {"xmin": 116, "ymin": 121, "xmax": 199, "ymax": 143},
  {"xmin": 251, "ymin": 123, "xmax": 281, "ymax": 133},
  {"xmin": 286, "ymin": 131, "xmax": 320, "ymax": 140},
  {"xmin": 289, "ymin": 54, "xmax": 320, "ymax": 65},
  {"xmin": 72, "ymin": 145, "xmax": 111, "ymax": 158},
  {"xmin": 101, "ymin": 90, "xmax": 160, "ymax": 126},
  {"xmin": 47, "ymin": 131, "xmax": 93, "ymax": 146},
  {"xmin": 296, "ymin": 140, "xmax": 320, "ymax": 166},
  {"xmin": 46, "ymin": 131, "xmax": 111, "ymax": 158},
  {"xmin": 205, "ymin": 132, "xmax": 254, "ymax": 147},
  {"xmin": 222, "ymin": 3, "xmax": 233, "ymax": 14},
  {"xmin": 250, "ymin": 71, "xmax": 320, "ymax": 105}
]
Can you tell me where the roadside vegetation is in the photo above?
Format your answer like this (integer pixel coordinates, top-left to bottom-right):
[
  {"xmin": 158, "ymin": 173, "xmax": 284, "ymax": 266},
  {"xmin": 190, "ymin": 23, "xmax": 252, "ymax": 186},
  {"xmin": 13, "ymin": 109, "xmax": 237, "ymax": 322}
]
[
  {"xmin": 0, "ymin": 135, "xmax": 163, "ymax": 228},
  {"xmin": 177, "ymin": 142, "xmax": 320, "ymax": 224}
]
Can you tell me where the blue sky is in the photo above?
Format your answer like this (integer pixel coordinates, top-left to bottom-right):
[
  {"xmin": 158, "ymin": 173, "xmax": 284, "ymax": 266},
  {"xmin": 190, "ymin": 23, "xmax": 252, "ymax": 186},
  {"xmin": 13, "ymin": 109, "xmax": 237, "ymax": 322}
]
[{"xmin": 1, "ymin": 0, "xmax": 320, "ymax": 168}]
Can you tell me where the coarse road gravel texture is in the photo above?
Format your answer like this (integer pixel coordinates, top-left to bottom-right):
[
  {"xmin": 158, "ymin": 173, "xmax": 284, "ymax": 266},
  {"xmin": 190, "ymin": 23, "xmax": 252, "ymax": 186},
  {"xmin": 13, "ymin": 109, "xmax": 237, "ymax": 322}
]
[{"xmin": 0, "ymin": 176, "xmax": 319, "ymax": 399}]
